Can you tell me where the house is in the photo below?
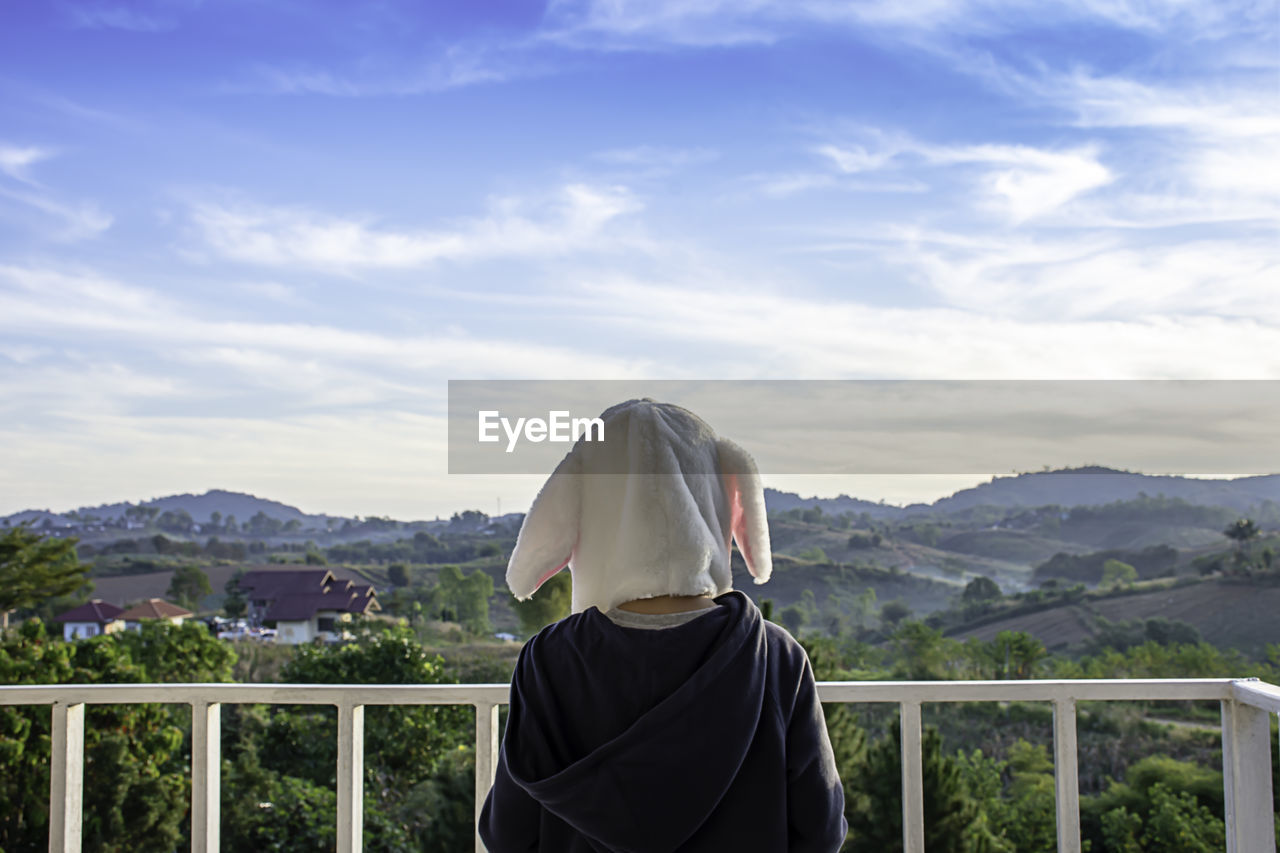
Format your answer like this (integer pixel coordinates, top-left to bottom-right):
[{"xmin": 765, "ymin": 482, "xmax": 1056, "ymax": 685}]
[
  {"xmin": 118, "ymin": 599, "xmax": 193, "ymax": 631},
  {"xmin": 54, "ymin": 599, "xmax": 125, "ymax": 641},
  {"xmin": 237, "ymin": 569, "xmax": 380, "ymax": 644}
]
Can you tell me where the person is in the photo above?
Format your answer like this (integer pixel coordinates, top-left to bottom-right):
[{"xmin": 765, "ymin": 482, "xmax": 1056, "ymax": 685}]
[{"xmin": 479, "ymin": 399, "xmax": 847, "ymax": 852}]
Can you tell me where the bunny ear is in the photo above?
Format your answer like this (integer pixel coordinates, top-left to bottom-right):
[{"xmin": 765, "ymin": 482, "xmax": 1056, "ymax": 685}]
[
  {"xmin": 717, "ymin": 438, "xmax": 772, "ymax": 585},
  {"xmin": 506, "ymin": 449, "xmax": 582, "ymax": 601}
]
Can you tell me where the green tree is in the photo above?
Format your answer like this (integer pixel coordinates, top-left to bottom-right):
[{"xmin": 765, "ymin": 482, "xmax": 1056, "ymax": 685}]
[
  {"xmin": 1141, "ymin": 784, "xmax": 1225, "ymax": 852},
  {"xmin": 1101, "ymin": 559, "xmax": 1138, "ymax": 589},
  {"xmin": 1223, "ymin": 517, "xmax": 1260, "ymax": 552},
  {"xmin": 986, "ymin": 631, "xmax": 1047, "ymax": 680},
  {"xmin": 511, "ymin": 570, "xmax": 572, "ymax": 637},
  {"xmin": 779, "ymin": 604, "xmax": 808, "ymax": 636},
  {"xmin": 880, "ymin": 599, "xmax": 913, "ymax": 629},
  {"xmin": 846, "ymin": 719, "xmax": 977, "ymax": 852},
  {"xmin": 0, "ymin": 619, "xmax": 233, "ymax": 850},
  {"xmin": 223, "ymin": 569, "xmax": 247, "ymax": 619},
  {"xmin": 166, "ymin": 564, "xmax": 212, "ymax": 610},
  {"xmin": 256, "ymin": 624, "xmax": 472, "ymax": 847},
  {"xmin": 891, "ymin": 621, "xmax": 953, "ymax": 680},
  {"xmin": 0, "ymin": 524, "xmax": 88, "ymax": 630},
  {"xmin": 1000, "ymin": 741, "xmax": 1057, "ymax": 851},
  {"xmin": 962, "ymin": 576, "xmax": 1001, "ymax": 604},
  {"xmin": 436, "ymin": 565, "xmax": 494, "ymax": 633},
  {"xmin": 388, "ymin": 562, "xmax": 410, "ymax": 588}
]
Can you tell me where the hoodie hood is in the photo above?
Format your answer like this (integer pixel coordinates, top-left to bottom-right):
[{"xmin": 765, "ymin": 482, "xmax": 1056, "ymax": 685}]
[
  {"xmin": 505, "ymin": 398, "xmax": 772, "ymax": 614},
  {"xmin": 501, "ymin": 591, "xmax": 767, "ymax": 852}
]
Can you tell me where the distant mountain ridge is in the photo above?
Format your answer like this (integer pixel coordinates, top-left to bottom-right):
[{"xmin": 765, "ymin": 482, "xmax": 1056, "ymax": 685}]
[
  {"xmin": 766, "ymin": 467, "xmax": 1279, "ymax": 519},
  {"xmin": 4, "ymin": 467, "xmax": 1277, "ymax": 531},
  {"xmin": 3, "ymin": 489, "xmax": 332, "ymax": 529}
]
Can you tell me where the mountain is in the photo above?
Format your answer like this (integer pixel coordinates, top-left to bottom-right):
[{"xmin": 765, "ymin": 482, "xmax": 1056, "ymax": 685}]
[
  {"xmin": 762, "ymin": 489, "xmax": 896, "ymax": 518},
  {"xmin": 3, "ymin": 489, "xmax": 332, "ymax": 529},
  {"xmin": 140, "ymin": 490, "xmax": 326, "ymax": 525},
  {"xmin": 927, "ymin": 467, "xmax": 1280, "ymax": 514},
  {"xmin": 761, "ymin": 468, "xmax": 1279, "ymax": 519},
  {"xmin": 6, "ymin": 468, "xmax": 1277, "ymax": 533}
]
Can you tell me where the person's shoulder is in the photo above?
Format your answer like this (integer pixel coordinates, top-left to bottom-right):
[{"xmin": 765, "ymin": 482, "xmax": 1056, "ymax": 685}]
[{"xmin": 762, "ymin": 619, "xmax": 810, "ymax": 671}]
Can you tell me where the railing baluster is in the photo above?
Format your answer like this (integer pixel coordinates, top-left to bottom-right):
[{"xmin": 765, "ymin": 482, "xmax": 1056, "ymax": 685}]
[
  {"xmin": 191, "ymin": 701, "xmax": 221, "ymax": 853},
  {"xmin": 1053, "ymin": 697, "xmax": 1081, "ymax": 853},
  {"xmin": 49, "ymin": 701, "xmax": 84, "ymax": 853},
  {"xmin": 900, "ymin": 700, "xmax": 924, "ymax": 853},
  {"xmin": 474, "ymin": 702, "xmax": 499, "ymax": 853},
  {"xmin": 1221, "ymin": 698, "xmax": 1277, "ymax": 853},
  {"xmin": 336, "ymin": 703, "xmax": 365, "ymax": 853}
]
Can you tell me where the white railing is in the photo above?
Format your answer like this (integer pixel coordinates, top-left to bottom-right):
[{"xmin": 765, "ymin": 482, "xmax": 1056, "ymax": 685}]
[{"xmin": 1, "ymin": 678, "xmax": 1276, "ymax": 853}]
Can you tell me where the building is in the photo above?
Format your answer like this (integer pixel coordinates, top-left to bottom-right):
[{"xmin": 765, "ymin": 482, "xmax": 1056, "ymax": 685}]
[
  {"xmin": 53, "ymin": 600, "xmax": 125, "ymax": 641},
  {"xmin": 117, "ymin": 598, "xmax": 193, "ymax": 630},
  {"xmin": 237, "ymin": 568, "xmax": 379, "ymax": 644}
]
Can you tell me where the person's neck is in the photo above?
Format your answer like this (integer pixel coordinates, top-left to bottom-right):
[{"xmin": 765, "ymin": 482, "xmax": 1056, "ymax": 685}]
[{"xmin": 615, "ymin": 593, "xmax": 716, "ymax": 614}]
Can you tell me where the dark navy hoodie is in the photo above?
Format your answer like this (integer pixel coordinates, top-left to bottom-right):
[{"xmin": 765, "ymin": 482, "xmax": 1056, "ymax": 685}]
[{"xmin": 478, "ymin": 590, "xmax": 847, "ymax": 852}]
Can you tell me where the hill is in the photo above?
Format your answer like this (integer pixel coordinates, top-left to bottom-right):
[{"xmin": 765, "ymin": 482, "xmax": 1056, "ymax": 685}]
[
  {"xmin": 762, "ymin": 468, "xmax": 1280, "ymax": 519},
  {"xmin": 928, "ymin": 467, "xmax": 1280, "ymax": 514},
  {"xmin": 950, "ymin": 577, "xmax": 1280, "ymax": 657}
]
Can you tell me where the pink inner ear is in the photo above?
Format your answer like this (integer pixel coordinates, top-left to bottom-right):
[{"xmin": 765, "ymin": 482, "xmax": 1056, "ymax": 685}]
[
  {"xmin": 535, "ymin": 558, "xmax": 570, "ymax": 591},
  {"xmin": 726, "ymin": 473, "xmax": 756, "ymax": 574}
]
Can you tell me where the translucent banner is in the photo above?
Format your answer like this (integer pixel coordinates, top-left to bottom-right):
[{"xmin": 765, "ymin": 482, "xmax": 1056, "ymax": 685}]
[{"xmin": 447, "ymin": 380, "xmax": 1278, "ymax": 475}]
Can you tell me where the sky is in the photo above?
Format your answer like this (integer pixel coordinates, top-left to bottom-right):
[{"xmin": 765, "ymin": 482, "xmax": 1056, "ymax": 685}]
[{"xmin": 1, "ymin": 0, "xmax": 1277, "ymax": 519}]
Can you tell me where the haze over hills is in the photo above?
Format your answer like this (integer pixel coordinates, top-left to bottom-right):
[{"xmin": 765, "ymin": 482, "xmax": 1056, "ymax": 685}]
[
  {"xmin": 4, "ymin": 467, "xmax": 1276, "ymax": 532},
  {"xmin": 771, "ymin": 467, "xmax": 1279, "ymax": 519}
]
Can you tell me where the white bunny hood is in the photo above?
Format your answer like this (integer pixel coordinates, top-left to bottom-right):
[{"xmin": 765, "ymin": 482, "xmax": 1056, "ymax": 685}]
[{"xmin": 506, "ymin": 398, "xmax": 772, "ymax": 614}]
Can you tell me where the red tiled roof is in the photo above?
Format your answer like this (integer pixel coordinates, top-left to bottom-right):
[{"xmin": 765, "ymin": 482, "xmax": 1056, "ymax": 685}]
[
  {"xmin": 247, "ymin": 573, "xmax": 380, "ymax": 622},
  {"xmin": 54, "ymin": 599, "xmax": 124, "ymax": 623},
  {"xmin": 238, "ymin": 569, "xmax": 335, "ymax": 599},
  {"xmin": 118, "ymin": 599, "xmax": 193, "ymax": 620}
]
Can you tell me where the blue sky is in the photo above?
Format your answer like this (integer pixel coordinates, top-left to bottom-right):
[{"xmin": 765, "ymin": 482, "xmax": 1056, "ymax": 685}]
[{"xmin": 1, "ymin": 0, "xmax": 1276, "ymax": 519}]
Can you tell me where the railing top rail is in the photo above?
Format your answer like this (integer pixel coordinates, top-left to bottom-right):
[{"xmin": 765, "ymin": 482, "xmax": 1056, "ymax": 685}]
[
  {"xmin": 817, "ymin": 677, "xmax": 1241, "ymax": 703},
  {"xmin": 0, "ymin": 683, "xmax": 512, "ymax": 706},
  {"xmin": 0, "ymin": 678, "xmax": 1268, "ymax": 706},
  {"xmin": 1233, "ymin": 678, "xmax": 1280, "ymax": 714}
]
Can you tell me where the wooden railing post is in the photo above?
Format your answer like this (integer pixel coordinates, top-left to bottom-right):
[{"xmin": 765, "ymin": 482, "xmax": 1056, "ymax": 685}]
[
  {"xmin": 475, "ymin": 702, "xmax": 500, "ymax": 853},
  {"xmin": 900, "ymin": 701, "xmax": 924, "ymax": 853},
  {"xmin": 337, "ymin": 703, "xmax": 365, "ymax": 853},
  {"xmin": 49, "ymin": 701, "xmax": 84, "ymax": 853},
  {"xmin": 1053, "ymin": 697, "xmax": 1081, "ymax": 853},
  {"xmin": 191, "ymin": 701, "xmax": 221, "ymax": 853},
  {"xmin": 1222, "ymin": 697, "xmax": 1276, "ymax": 853}
]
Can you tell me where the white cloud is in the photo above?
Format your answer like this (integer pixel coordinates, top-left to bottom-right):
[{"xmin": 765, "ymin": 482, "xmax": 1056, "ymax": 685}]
[
  {"xmin": 0, "ymin": 143, "xmax": 113, "ymax": 239},
  {"xmin": 815, "ymin": 135, "xmax": 1113, "ymax": 222},
  {"xmin": 577, "ymin": 275, "xmax": 1280, "ymax": 378},
  {"xmin": 0, "ymin": 186, "xmax": 114, "ymax": 240},
  {"xmin": 0, "ymin": 265, "xmax": 655, "ymax": 389},
  {"xmin": 243, "ymin": 42, "xmax": 532, "ymax": 97},
  {"xmin": 540, "ymin": 0, "xmax": 1274, "ymax": 49},
  {"xmin": 187, "ymin": 184, "xmax": 642, "ymax": 270},
  {"xmin": 0, "ymin": 145, "xmax": 53, "ymax": 183},
  {"xmin": 64, "ymin": 0, "xmax": 203, "ymax": 32}
]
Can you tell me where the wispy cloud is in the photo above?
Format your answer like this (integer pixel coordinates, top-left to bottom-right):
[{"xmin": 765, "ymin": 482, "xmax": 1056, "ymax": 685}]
[
  {"xmin": 578, "ymin": 275, "xmax": 1280, "ymax": 379},
  {"xmin": 63, "ymin": 0, "xmax": 203, "ymax": 33},
  {"xmin": 0, "ymin": 145, "xmax": 54, "ymax": 183},
  {"xmin": 240, "ymin": 41, "xmax": 540, "ymax": 97},
  {"xmin": 816, "ymin": 135, "xmax": 1113, "ymax": 222},
  {"xmin": 539, "ymin": 0, "xmax": 1275, "ymax": 50},
  {"xmin": 186, "ymin": 183, "xmax": 643, "ymax": 270},
  {"xmin": 0, "ymin": 144, "xmax": 112, "ymax": 240},
  {"xmin": 860, "ymin": 226, "xmax": 1280, "ymax": 323}
]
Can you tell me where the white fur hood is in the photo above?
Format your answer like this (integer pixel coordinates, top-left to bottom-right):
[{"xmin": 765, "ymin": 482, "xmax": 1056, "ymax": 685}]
[{"xmin": 505, "ymin": 398, "xmax": 772, "ymax": 614}]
